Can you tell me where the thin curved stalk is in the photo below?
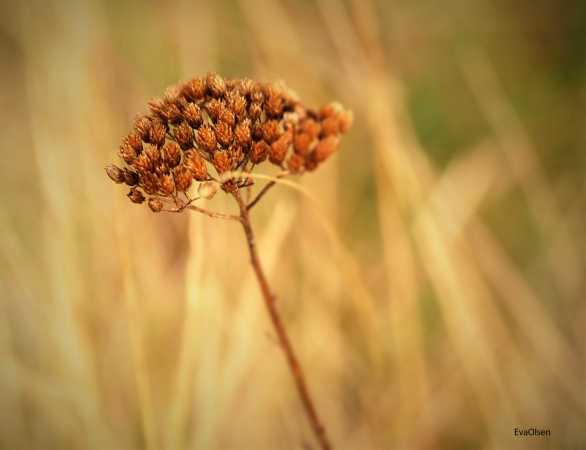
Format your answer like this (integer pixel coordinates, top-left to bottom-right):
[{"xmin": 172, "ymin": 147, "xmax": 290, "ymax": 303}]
[{"xmin": 232, "ymin": 190, "xmax": 332, "ymax": 450}]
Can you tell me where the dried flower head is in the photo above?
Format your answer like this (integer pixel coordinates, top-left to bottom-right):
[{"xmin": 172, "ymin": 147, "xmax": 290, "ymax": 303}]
[{"xmin": 106, "ymin": 73, "xmax": 352, "ymax": 211}]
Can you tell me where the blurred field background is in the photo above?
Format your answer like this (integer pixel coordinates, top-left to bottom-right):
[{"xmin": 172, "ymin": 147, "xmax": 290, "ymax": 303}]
[{"xmin": 1, "ymin": 0, "xmax": 585, "ymax": 449}]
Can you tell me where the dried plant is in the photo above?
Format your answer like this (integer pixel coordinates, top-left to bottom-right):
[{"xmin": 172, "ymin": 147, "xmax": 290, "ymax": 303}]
[{"xmin": 106, "ymin": 73, "xmax": 353, "ymax": 450}]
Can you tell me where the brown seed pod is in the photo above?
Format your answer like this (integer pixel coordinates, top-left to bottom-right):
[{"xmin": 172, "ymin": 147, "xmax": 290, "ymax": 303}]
[
  {"xmin": 206, "ymin": 73, "xmax": 226, "ymax": 98},
  {"xmin": 166, "ymin": 102, "xmax": 183, "ymax": 124},
  {"xmin": 213, "ymin": 151, "xmax": 232, "ymax": 173},
  {"xmin": 293, "ymin": 132, "xmax": 313, "ymax": 157},
  {"xmin": 248, "ymin": 102, "xmax": 263, "ymax": 120},
  {"xmin": 183, "ymin": 102, "xmax": 203, "ymax": 128},
  {"xmin": 119, "ymin": 142, "xmax": 137, "ymax": 164},
  {"xmin": 141, "ymin": 172, "xmax": 159, "ymax": 195},
  {"xmin": 195, "ymin": 125, "xmax": 217, "ymax": 153},
  {"xmin": 182, "ymin": 77, "xmax": 206, "ymax": 101},
  {"xmin": 149, "ymin": 119, "xmax": 167, "ymax": 147},
  {"xmin": 262, "ymin": 120, "xmax": 280, "ymax": 143},
  {"xmin": 229, "ymin": 144, "xmax": 245, "ymax": 168},
  {"xmin": 174, "ymin": 166, "xmax": 193, "ymax": 192},
  {"xmin": 227, "ymin": 92, "xmax": 247, "ymax": 118},
  {"xmin": 106, "ymin": 165, "xmax": 125, "ymax": 183},
  {"xmin": 162, "ymin": 141, "xmax": 182, "ymax": 168},
  {"xmin": 300, "ymin": 119, "xmax": 321, "ymax": 140},
  {"xmin": 320, "ymin": 116, "xmax": 339, "ymax": 137},
  {"xmin": 134, "ymin": 116, "xmax": 151, "ymax": 141},
  {"xmin": 133, "ymin": 152, "xmax": 153, "ymax": 173},
  {"xmin": 237, "ymin": 78, "xmax": 255, "ymax": 96},
  {"xmin": 319, "ymin": 102, "xmax": 341, "ymax": 119},
  {"xmin": 205, "ymin": 99, "xmax": 224, "ymax": 121},
  {"xmin": 219, "ymin": 108, "xmax": 235, "ymax": 127},
  {"xmin": 215, "ymin": 121, "xmax": 233, "ymax": 147},
  {"xmin": 159, "ymin": 174, "xmax": 175, "ymax": 195},
  {"xmin": 184, "ymin": 151, "xmax": 208, "ymax": 181},
  {"xmin": 313, "ymin": 135, "xmax": 339, "ymax": 163},
  {"xmin": 128, "ymin": 187, "xmax": 145, "ymax": 203},
  {"xmin": 126, "ymin": 132, "xmax": 143, "ymax": 152},
  {"xmin": 234, "ymin": 119, "xmax": 252, "ymax": 146},
  {"xmin": 338, "ymin": 110, "xmax": 354, "ymax": 133},
  {"xmin": 286, "ymin": 154, "xmax": 305, "ymax": 173},
  {"xmin": 265, "ymin": 92, "xmax": 284, "ymax": 117},
  {"xmin": 144, "ymin": 144, "xmax": 161, "ymax": 165},
  {"xmin": 269, "ymin": 132, "xmax": 291, "ymax": 165},
  {"xmin": 148, "ymin": 197, "xmax": 164, "ymax": 212},
  {"xmin": 251, "ymin": 140, "xmax": 270, "ymax": 164},
  {"xmin": 174, "ymin": 122, "xmax": 194, "ymax": 149},
  {"xmin": 123, "ymin": 169, "xmax": 139, "ymax": 186}
]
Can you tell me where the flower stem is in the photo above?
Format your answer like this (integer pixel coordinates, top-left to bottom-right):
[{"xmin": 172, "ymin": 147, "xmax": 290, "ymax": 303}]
[{"xmin": 232, "ymin": 190, "xmax": 333, "ymax": 450}]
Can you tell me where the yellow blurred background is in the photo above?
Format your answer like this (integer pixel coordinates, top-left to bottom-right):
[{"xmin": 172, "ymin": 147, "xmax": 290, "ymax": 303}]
[{"xmin": 0, "ymin": 1, "xmax": 584, "ymax": 449}]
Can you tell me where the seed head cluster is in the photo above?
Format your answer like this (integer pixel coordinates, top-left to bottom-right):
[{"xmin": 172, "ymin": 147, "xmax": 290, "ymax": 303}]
[{"xmin": 106, "ymin": 73, "xmax": 353, "ymax": 212}]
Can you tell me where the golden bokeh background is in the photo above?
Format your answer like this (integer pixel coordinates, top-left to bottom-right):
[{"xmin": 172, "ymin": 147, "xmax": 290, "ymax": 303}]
[{"xmin": 0, "ymin": 1, "xmax": 584, "ymax": 449}]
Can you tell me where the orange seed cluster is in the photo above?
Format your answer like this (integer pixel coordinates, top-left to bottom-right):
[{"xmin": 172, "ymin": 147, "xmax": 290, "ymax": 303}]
[{"xmin": 106, "ymin": 73, "xmax": 353, "ymax": 211}]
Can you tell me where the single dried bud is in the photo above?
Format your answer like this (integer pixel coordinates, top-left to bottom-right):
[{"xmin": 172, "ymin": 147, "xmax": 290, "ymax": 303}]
[
  {"xmin": 213, "ymin": 150, "xmax": 232, "ymax": 173},
  {"xmin": 196, "ymin": 125, "xmax": 217, "ymax": 153},
  {"xmin": 319, "ymin": 102, "xmax": 341, "ymax": 119},
  {"xmin": 227, "ymin": 92, "xmax": 247, "ymax": 118},
  {"xmin": 166, "ymin": 103, "xmax": 183, "ymax": 124},
  {"xmin": 106, "ymin": 165, "xmax": 125, "ymax": 183},
  {"xmin": 219, "ymin": 108, "xmax": 235, "ymax": 127},
  {"xmin": 250, "ymin": 85, "xmax": 264, "ymax": 103},
  {"xmin": 321, "ymin": 116, "xmax": 339, "ymax": 137},
  {"xmin": 128, "ymin": 187, "xmax": 145, "ymax": 203},
  {"xmin": 266, "ymin": 92, "xmax": 284, "ymax": 117},
  {"xmin": 148, "ymin": 98, "xmax": 169, "ymax": 120},
  {"xmin": 293, "ymin": 132, "xmax": 313, "ymax": 156},
  {"xmin": 251, "ymin": 140, "xmax": 270, "ymax": 164},
  {"xmin": 174, "ymin": 122, "xmax": 194, "ymax": 149},
  {"xmin": 149, "ymin": 119, "xmax": 167, "ymax": 147},
  {"xmin": 248, "ymin": 102, "xmax": 262, "ymax": 120},
  {"xmin": 206, "ymin": 73, "xmax": 226, "ymax": 97},
  {"xmin": 144, "ymin": 144, "xmax": 161, "ymax": 165},
  {"xmin": 182, "ymin": 78, "xmax": 206, "ymax": 100},
  {"xmin": 229, "ymin": 144, "xmax": 245, "ymax": 168},
  {"xmin": 238, "ymin": 78, "xmax": 254, "ymax": 95},
  {"xmin": 313, "ymin": 135, "xmax": 339, "ymax": 163},
  {"xmin": 123, "ymin": 169, "xmax": 139, "ymax": 186},
  {"xmin": 119, "ymin": 143, "xmax": 138, "ymax": 164},
  {"xmin": 174, "ymin": 166, "xmax": 193, "ymax": 191},
  {"xmin": 126, "ymin": 132, "xmax": 143, "ymax": 152},
  {"xmin": 300, "ymin": 119, "xmax": 321, "ymax": 140},
  {"xmin": 234, "ymin": 119, "xmax": 251, "ymax": 146},
  {"xmin": 134, "ymin": 152, "xmax": 153, "ymax": 173},
  {"xmin": 252, "ymin": 120, "xmax": 264, "ymax": 140},
  {"xmin": 215, "ymin": 121, "xmax": 233, "ymax": 147},
  {"xmin": 262, "ymin": 120, "xmax": 280, "ymax": 143},
  {"xmin": 269, "ymin": 132, "xmax": 291, "ymax": 165},
  {"xmin": 197, "ymin": 181, "xmax": 218, "ymax": 199},
  {"xmin": 338, "ymin": 109, "xmax": 354, "ymax": 133},
  {"xmin": 134, "ymin": 116, "xmax": 152, "ymax": 141},
  {"xmin": 141, "ymin": 172, "xmax": 159, "ymax": 195},
  {"xmin": 205, "ymin": 99, "xmax": 224, "ymax": 121},
  {"xmin": 162, "ymin": 142, "xmax": 182, "ymax": 168},
  {"xmin": 148, "ymin": 197, "xmax": 164, "ymax": 212},
  {"xmin": 183, "ymin": 102, "xmax": 203, "ymax": 128},
  {"xmin": 184, "ymin": 151, "xmax": 208, "ymax": 181},
  {"xmin": 304, "ymin": 158, "xmax": 319, "ymax": 171},
  {"xmin": 286, "ymin": 154, "xmax": 304, "ymax": 173},
  {"xmin": 159, "ymin": 174, "xmax": 175, "ymax": 195}
]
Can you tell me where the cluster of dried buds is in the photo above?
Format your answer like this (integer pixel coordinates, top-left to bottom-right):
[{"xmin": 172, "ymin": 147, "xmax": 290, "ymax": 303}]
[{"xmin": 106, "ymin": 73, "xmax": 353, "ymax": 212}]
